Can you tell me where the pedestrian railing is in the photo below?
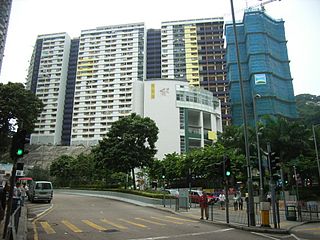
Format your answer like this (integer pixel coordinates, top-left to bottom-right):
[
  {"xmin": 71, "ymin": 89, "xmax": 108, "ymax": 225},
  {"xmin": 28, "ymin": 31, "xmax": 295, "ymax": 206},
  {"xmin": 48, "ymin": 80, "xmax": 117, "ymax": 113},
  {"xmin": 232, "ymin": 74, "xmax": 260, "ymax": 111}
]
[
  {"xmin": 298, "ymin": 205, "xmax": 320, "ymax": 221},
  {"xmin": 5, "ymin": 206, "xmax": 21, "ymax": 240}
]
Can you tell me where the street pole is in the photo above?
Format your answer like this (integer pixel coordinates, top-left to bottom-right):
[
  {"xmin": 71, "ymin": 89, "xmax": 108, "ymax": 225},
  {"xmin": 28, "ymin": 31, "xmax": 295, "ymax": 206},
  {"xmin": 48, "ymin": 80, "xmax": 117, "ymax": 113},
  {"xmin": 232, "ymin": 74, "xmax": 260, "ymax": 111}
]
[
  {"xmin": 312, "ymin": 125, "xmax": 320, "ymax": 185},
  {"xmin": 253, "ymin": 94, "xmax": 264, "ymax": 201},
  {"xmin": 230, "ymin": 0, "xmax": 255, "ymax": 226},
  {"xmin": 267, "ymin": 143, "xmax": 278, "ymax": 228}
]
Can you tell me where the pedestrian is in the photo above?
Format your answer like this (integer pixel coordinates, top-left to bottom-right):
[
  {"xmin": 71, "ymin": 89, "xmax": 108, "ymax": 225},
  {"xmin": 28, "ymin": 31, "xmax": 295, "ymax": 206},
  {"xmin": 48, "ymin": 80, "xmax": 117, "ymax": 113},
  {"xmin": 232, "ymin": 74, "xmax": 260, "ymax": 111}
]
[
  {"xmin": 233, "ymin": 193, "xmax": 238, "ymax": 211},
  {"xmin": 267, "ymin": 192, "xmax": 271, "ymax": 203},
  {"xmin": 0, "ymin": 184, "xmax": 5, "ymax": 222},
  {"xmin": 12, "ymin": 182, "xmax": 21, "ymax": 213},
  {"xmin": 199, "ymin": 191, "xmax": 209, "ymax": 220},
  {"xmin": 219, "ymin": 192, "xmax": 226, "ymax": 210},
  {"xmin": 239, "ymin": 196, "xmax": 243, "ymax": 210},
  {"xmin": 20, "ymin": 183, "xmax": 28, "ymax": 206}
]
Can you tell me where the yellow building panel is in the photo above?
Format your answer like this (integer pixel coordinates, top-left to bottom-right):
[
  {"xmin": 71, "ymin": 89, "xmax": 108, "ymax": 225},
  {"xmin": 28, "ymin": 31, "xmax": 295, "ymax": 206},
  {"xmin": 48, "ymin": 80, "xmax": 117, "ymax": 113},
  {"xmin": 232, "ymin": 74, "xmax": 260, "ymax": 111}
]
[
  {"xmin": 208, "ymin": 131, "xmax": 217, "ymax": 141},
  {"xmin": 151, "ymin": 83, "xmax": 155, "ymax": 99}
]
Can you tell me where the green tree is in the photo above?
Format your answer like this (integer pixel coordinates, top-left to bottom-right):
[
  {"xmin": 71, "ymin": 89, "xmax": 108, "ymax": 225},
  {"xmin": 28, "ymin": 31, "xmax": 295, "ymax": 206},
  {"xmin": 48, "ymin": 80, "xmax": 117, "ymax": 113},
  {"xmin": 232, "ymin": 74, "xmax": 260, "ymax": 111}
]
[
  {"xmin": 93, "ymin": 113, "xmax": 159, "ymax": 190},
  {"xmin": 50, "ymin": 155, "xmax": 75, "ymax": 187},
  {"xmin": 0, "ymin": 82, "xmax": 43, "ymax": 156},
  {"xmin": 26, "ymin": 165, "xmax": 51, "ymax": 181},
  {"xmin": 71, "ymin": 153, "xmax": 97, "ymax": 185}
]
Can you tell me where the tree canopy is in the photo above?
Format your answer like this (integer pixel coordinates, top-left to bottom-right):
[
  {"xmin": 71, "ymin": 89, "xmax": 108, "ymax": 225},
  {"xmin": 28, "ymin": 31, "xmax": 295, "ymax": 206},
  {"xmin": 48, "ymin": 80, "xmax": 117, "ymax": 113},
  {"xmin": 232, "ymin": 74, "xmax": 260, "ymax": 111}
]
[
  {"xmin": 93, "ymin": 113, "xmax": 159, "ymax": 189},
  {"xmin": 0, "ymin": 82, "xmax": 43, "ymax": 156}
]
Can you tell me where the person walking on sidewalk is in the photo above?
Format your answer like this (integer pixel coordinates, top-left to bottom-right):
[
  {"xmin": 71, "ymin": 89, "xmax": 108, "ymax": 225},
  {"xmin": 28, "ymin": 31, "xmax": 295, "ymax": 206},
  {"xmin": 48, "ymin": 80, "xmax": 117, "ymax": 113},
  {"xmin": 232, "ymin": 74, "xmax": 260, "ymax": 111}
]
[
  {"xmin": 199, "ymin": 191, "xmax": 209, "ymax": 220},
  {"xmin": 219, "ymin": 192, "xmax": 226, "ymax": 210}
]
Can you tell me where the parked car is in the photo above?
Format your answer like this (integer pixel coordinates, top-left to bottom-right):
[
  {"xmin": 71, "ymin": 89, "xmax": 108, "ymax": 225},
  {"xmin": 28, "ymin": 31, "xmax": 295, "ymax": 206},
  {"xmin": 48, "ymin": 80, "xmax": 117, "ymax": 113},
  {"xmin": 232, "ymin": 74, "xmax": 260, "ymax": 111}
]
[
  {"xmin": 189, "ymin": 190, "xmax": 203, "ymax": 203},
  {"xmin": 164, "ymin": 189, "xmax": 179, "ymax": 197},
  {"xmin": 207, "ymin": 192, "xmax": 219, "ymax": 204},
  {"xmin": 29, "ymin": 181, "xmax": 53, "ymax": 203}
]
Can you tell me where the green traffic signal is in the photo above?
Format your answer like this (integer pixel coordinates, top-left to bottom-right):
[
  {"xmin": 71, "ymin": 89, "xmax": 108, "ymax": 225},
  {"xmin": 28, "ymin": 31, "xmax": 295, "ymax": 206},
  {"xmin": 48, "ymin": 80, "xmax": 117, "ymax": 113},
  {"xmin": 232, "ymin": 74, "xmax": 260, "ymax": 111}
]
[
  {"xmin": 17, "ymin": 149, "xmax": 23, "ymax": 156},
  {"xmin": 226, "ymin": 170, "xmax": 231, "ymax": 177}
]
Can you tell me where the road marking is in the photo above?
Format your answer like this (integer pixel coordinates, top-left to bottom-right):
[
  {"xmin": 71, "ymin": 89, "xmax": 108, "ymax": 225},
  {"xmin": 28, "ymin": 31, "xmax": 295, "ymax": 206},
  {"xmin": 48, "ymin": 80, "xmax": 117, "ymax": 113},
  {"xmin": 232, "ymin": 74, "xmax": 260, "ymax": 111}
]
[
  {"xmin": 119, "ymin": 218, "xmax": 148, "ymax": 228},
  {"xmin": 32, "ymin": 205, "xmax": 55, "ymax": 240},
  {"xmin": 295, "ymin": 227, "xmax": 320, "ymax": 231},
  {"xmin": 101, "ymin": 218, "xmax": 128, "ymax": 229},
  {"xmin": 128, "ymin": 228, "xmax": 234, "ymax": 240},
  {"xmin": 82, "ymin": 220, "xmax": 108, "ymax": 231},
  {"xmin": 62, "ymin": 220, "xmax": 83, "ymax": 233},
  {"xmin": 150, "ymin": 216, "xmax": 183, "ymax": 224},
  {"xmin": 39, "ymin": 221, "xmax": 56, "ymax": 234},
  {"xmin": 251, "ymin": 232, "xmax": 280, "ymax": 240},
  {"xmin": 164, "ymin": 216, "xmax": 198, "ymax": 223},
  {"xmin": 135, "ymin": 217, "xmax": 166, "ymax": 226},
  {"xmin": 290, "ymin": 233, "xmax": 303, "ymax": 240}
]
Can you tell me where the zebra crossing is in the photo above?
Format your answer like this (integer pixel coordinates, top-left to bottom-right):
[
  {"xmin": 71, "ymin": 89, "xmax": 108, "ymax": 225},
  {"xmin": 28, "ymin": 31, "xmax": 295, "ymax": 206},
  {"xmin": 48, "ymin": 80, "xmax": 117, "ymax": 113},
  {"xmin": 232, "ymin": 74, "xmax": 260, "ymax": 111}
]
[{"xmin": 35, "ymin": 215, "xmax": 199, "ymax": 236}]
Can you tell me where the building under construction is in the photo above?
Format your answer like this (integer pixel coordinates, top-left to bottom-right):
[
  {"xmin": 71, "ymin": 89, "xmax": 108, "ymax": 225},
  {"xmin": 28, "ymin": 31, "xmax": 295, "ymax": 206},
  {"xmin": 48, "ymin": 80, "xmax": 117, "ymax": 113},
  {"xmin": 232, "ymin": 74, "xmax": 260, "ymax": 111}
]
[{"xmin": 225, "ymin": 9, "xmax": 297, "ymax": 126}]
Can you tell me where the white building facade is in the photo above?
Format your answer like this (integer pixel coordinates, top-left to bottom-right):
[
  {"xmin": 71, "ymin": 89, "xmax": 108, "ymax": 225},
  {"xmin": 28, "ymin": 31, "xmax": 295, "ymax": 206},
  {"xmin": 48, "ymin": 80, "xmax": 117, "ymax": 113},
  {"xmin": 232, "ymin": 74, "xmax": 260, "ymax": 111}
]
[
  {"xmin": 137, "ymin": 79, "xmax": 222, "ymax": 160},
  {"xmin": 27, "ymin": 33, "xmax": 71, "ymax": 145},
  {"xmin": 70, "ymin": 23, "xmax": 146, "ymax": 146}
]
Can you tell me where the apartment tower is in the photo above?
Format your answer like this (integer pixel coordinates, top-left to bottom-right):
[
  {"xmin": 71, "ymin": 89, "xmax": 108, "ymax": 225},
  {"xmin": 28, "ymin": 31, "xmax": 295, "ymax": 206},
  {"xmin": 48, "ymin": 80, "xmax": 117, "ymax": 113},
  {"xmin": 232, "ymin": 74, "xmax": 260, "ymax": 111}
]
[
  {"xmin": 0, "ymin": 0, "xmax": 12, "ymax": 75},
  {"xmin": 26, "ymin": 33, "xmax": 71, "ymax": 144},
  {"xmin": 161, "ymin": 18, "xmax": 230, "ymax": 126},
  {"xmin": 70, "ymin": 23, "xmax": 146, "ymax": 146}
]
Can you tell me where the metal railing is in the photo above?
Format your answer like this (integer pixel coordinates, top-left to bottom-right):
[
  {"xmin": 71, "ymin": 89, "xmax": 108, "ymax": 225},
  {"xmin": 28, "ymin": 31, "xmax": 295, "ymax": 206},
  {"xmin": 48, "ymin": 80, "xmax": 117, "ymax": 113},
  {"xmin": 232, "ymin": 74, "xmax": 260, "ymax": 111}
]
[{"xmin": 5, "ymin": 206, "xmax": 21, "ymax": 240}]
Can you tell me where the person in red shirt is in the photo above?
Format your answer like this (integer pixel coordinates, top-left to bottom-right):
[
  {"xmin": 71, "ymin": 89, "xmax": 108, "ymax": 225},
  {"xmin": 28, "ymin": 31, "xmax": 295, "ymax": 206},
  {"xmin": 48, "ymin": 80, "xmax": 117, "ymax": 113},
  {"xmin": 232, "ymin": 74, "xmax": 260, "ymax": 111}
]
[{"xmin": 199, "ymin": 191, "xmax": 209, "ymax": 220}]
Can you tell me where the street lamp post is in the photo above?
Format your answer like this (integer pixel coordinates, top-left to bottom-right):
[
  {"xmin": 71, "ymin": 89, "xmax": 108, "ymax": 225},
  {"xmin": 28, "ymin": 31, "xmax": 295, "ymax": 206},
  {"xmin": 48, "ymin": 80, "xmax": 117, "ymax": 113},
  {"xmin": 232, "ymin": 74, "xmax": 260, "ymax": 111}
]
[
  {"xmin": 230, "ymin": 0, "xmax": 255, "ymax": 226},
  {"xmin": 312, "ymin": 124, "xmax": 320, "ymax": 185},
  {"xmin": 253, "ymin": 94, "xmax": 264, "ymax": 201}
]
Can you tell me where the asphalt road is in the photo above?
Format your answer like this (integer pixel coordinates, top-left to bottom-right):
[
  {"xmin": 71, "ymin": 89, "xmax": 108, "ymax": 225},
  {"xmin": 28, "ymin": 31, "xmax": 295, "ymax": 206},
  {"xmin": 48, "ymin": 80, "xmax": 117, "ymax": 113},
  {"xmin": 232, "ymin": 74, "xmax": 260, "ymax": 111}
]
[{"xmin": 26, "ymin": 192, "xmax": 313, "ymax": 240}]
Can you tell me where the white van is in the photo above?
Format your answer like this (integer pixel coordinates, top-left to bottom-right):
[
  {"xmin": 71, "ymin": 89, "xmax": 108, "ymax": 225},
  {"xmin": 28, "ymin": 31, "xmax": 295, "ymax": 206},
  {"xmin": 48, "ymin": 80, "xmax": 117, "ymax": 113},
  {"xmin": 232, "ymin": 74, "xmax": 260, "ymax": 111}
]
[{"xmin": 29, "ymin": 181, "xmax": 53, "ymax": 203}]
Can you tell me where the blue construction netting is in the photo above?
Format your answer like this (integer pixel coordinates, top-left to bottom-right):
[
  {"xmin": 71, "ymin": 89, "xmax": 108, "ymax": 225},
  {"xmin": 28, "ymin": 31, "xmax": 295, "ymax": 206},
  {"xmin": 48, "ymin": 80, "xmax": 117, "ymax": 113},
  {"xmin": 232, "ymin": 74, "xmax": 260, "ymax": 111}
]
[{"xmin": 225, "ymin": 10, "xmax": 297, "ymax": 126}]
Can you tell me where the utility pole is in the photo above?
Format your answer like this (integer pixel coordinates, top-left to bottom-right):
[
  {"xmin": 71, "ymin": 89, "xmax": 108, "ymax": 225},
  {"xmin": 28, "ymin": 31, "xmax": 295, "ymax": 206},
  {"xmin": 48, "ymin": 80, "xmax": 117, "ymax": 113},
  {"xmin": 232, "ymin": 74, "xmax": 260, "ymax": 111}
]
[
  {"xmin": 312, "ymin": 125, "xmax": 320, "ymax": 186},
  {"xmin": 229, "ymin": 0, "xmax": 255, "ymax": 226}
]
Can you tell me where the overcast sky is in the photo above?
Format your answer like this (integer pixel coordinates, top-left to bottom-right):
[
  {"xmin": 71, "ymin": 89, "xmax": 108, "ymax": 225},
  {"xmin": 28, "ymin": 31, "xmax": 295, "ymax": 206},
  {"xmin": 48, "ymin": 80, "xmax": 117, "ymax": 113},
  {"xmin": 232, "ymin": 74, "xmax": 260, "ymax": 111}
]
[{"xmin": 0, "ymin": 0, "xmax": 319, "ymax": 95}]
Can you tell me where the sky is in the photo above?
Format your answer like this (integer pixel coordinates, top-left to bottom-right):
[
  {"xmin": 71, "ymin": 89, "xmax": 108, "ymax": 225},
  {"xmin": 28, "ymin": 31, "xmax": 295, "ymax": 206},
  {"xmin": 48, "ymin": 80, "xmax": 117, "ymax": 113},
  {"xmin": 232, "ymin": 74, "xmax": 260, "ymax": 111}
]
[{"xmin": 0, "ymin": 0, "xmax": 319, "ymax": 95}]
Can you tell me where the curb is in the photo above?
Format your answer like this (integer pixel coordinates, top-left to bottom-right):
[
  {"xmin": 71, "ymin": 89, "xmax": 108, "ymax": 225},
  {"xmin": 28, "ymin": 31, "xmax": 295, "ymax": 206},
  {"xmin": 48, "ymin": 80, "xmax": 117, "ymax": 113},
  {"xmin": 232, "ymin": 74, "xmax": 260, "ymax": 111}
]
[
  {"xmin": 287, "ymin": 219, "xmax": 320, "ymax": 231},
  {"xmin": 145, "ymin": 204, "xmax": 290, "ymax": 234}
]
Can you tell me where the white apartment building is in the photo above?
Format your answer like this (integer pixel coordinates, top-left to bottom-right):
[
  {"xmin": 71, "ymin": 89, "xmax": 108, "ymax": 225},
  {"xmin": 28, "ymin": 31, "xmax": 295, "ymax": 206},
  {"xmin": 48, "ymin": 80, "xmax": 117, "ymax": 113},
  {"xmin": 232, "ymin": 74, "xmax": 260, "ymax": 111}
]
[
  {"xmin": 134, "ymin": 79, "xmax": 222, "ymax": 160},
  {"xmin": 71, "ymin": 23, "xmax": 146, "ymax": 146},
  {"xmin": 27, "ymin": 33, "xmax": 71, "ymax": 145}
]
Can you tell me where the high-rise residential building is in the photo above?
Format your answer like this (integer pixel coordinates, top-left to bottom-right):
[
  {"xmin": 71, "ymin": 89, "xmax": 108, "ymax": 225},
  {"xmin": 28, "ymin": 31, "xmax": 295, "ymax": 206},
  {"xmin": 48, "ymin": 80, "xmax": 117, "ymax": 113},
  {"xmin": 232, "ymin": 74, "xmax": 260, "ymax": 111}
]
[
  {"xmin": 27, "ymin": 18, "xmax": 227, "ymax": 152},
  {"xmin": 26, "ymin": 33, "xmax": 71, "ymax": 145},
  {"xmin": 0, "ymin": 0, "xmax": 12, "ymax": 75},
  {"xmin": 225, "ymin": 10, "xmax": 297, "ymax": 126},
  {"xmin": 70, "ymin": 23, "xmax": 146, "ymax": 146},
  {"xmin": 160, "ymin": 18, "xmax": 230, "ymax": 126}
]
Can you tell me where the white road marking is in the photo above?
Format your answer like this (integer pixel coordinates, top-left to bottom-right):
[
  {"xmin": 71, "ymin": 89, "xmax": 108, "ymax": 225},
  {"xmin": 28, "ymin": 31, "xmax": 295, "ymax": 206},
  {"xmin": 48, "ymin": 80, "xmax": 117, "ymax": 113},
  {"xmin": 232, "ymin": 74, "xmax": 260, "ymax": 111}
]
[
  {"xmin": 128, "ymin": 228, "xmax": 234, "ymax": 240},
  {"xmin": 251, "ymin": 232, "xmax": 280, "ymax": 240}
]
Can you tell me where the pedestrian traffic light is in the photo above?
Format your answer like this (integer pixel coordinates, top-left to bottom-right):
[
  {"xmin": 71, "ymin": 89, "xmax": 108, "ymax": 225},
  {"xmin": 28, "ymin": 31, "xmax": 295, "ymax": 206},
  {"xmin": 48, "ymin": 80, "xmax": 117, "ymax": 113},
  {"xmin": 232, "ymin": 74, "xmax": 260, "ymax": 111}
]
[
  {"xmin": 270, "ymin": 153, "xmax": 280, "ymax": 173},
  {"xmin": 269, "ymin": 153, "xmax": 281, "ymax": 182},
  {"xmin": 224, "ymin": 157, "xmax": 231, "ymax": 177},
  {"xmin": 10, "ymin": 129, "xmax": 28, "ymax": 159}
]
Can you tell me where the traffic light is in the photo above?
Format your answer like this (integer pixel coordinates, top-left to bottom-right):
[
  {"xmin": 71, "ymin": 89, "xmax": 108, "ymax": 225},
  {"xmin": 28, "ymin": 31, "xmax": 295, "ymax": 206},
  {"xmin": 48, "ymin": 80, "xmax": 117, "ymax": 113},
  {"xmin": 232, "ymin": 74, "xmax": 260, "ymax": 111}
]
[
  {"xmin": 269, "ymin": 153, "xmax": 280, "ymax": 182},
  {"xmin": 10, "ymin": 129, "xmax": 28, "ymax": 159},
  {"xmin": 270, "ymin": 153, "xmax": 280, "ymax": 173},
  {"xmin": 161, "ymin": 168, "xmax": 166, "ymax": 179},
  {"xmin": 224, "ymin": 157, "xmax": 231, "ymax": 177}
]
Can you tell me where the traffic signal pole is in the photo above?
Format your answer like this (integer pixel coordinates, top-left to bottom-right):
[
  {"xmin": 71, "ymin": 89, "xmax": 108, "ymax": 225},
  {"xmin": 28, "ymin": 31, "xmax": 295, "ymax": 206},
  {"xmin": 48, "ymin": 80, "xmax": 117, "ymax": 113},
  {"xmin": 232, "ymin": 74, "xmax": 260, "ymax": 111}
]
[
  {"xmin": 267, "ymin": 143, "xmax": 278, "ymax": 228},
  {"xmin": 3, "ymin": 156, "xmax": 17, "ymax": 238},
  {"xmin": 3, "ymin": 128, "xmax": 28, "ymax": 238}
]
